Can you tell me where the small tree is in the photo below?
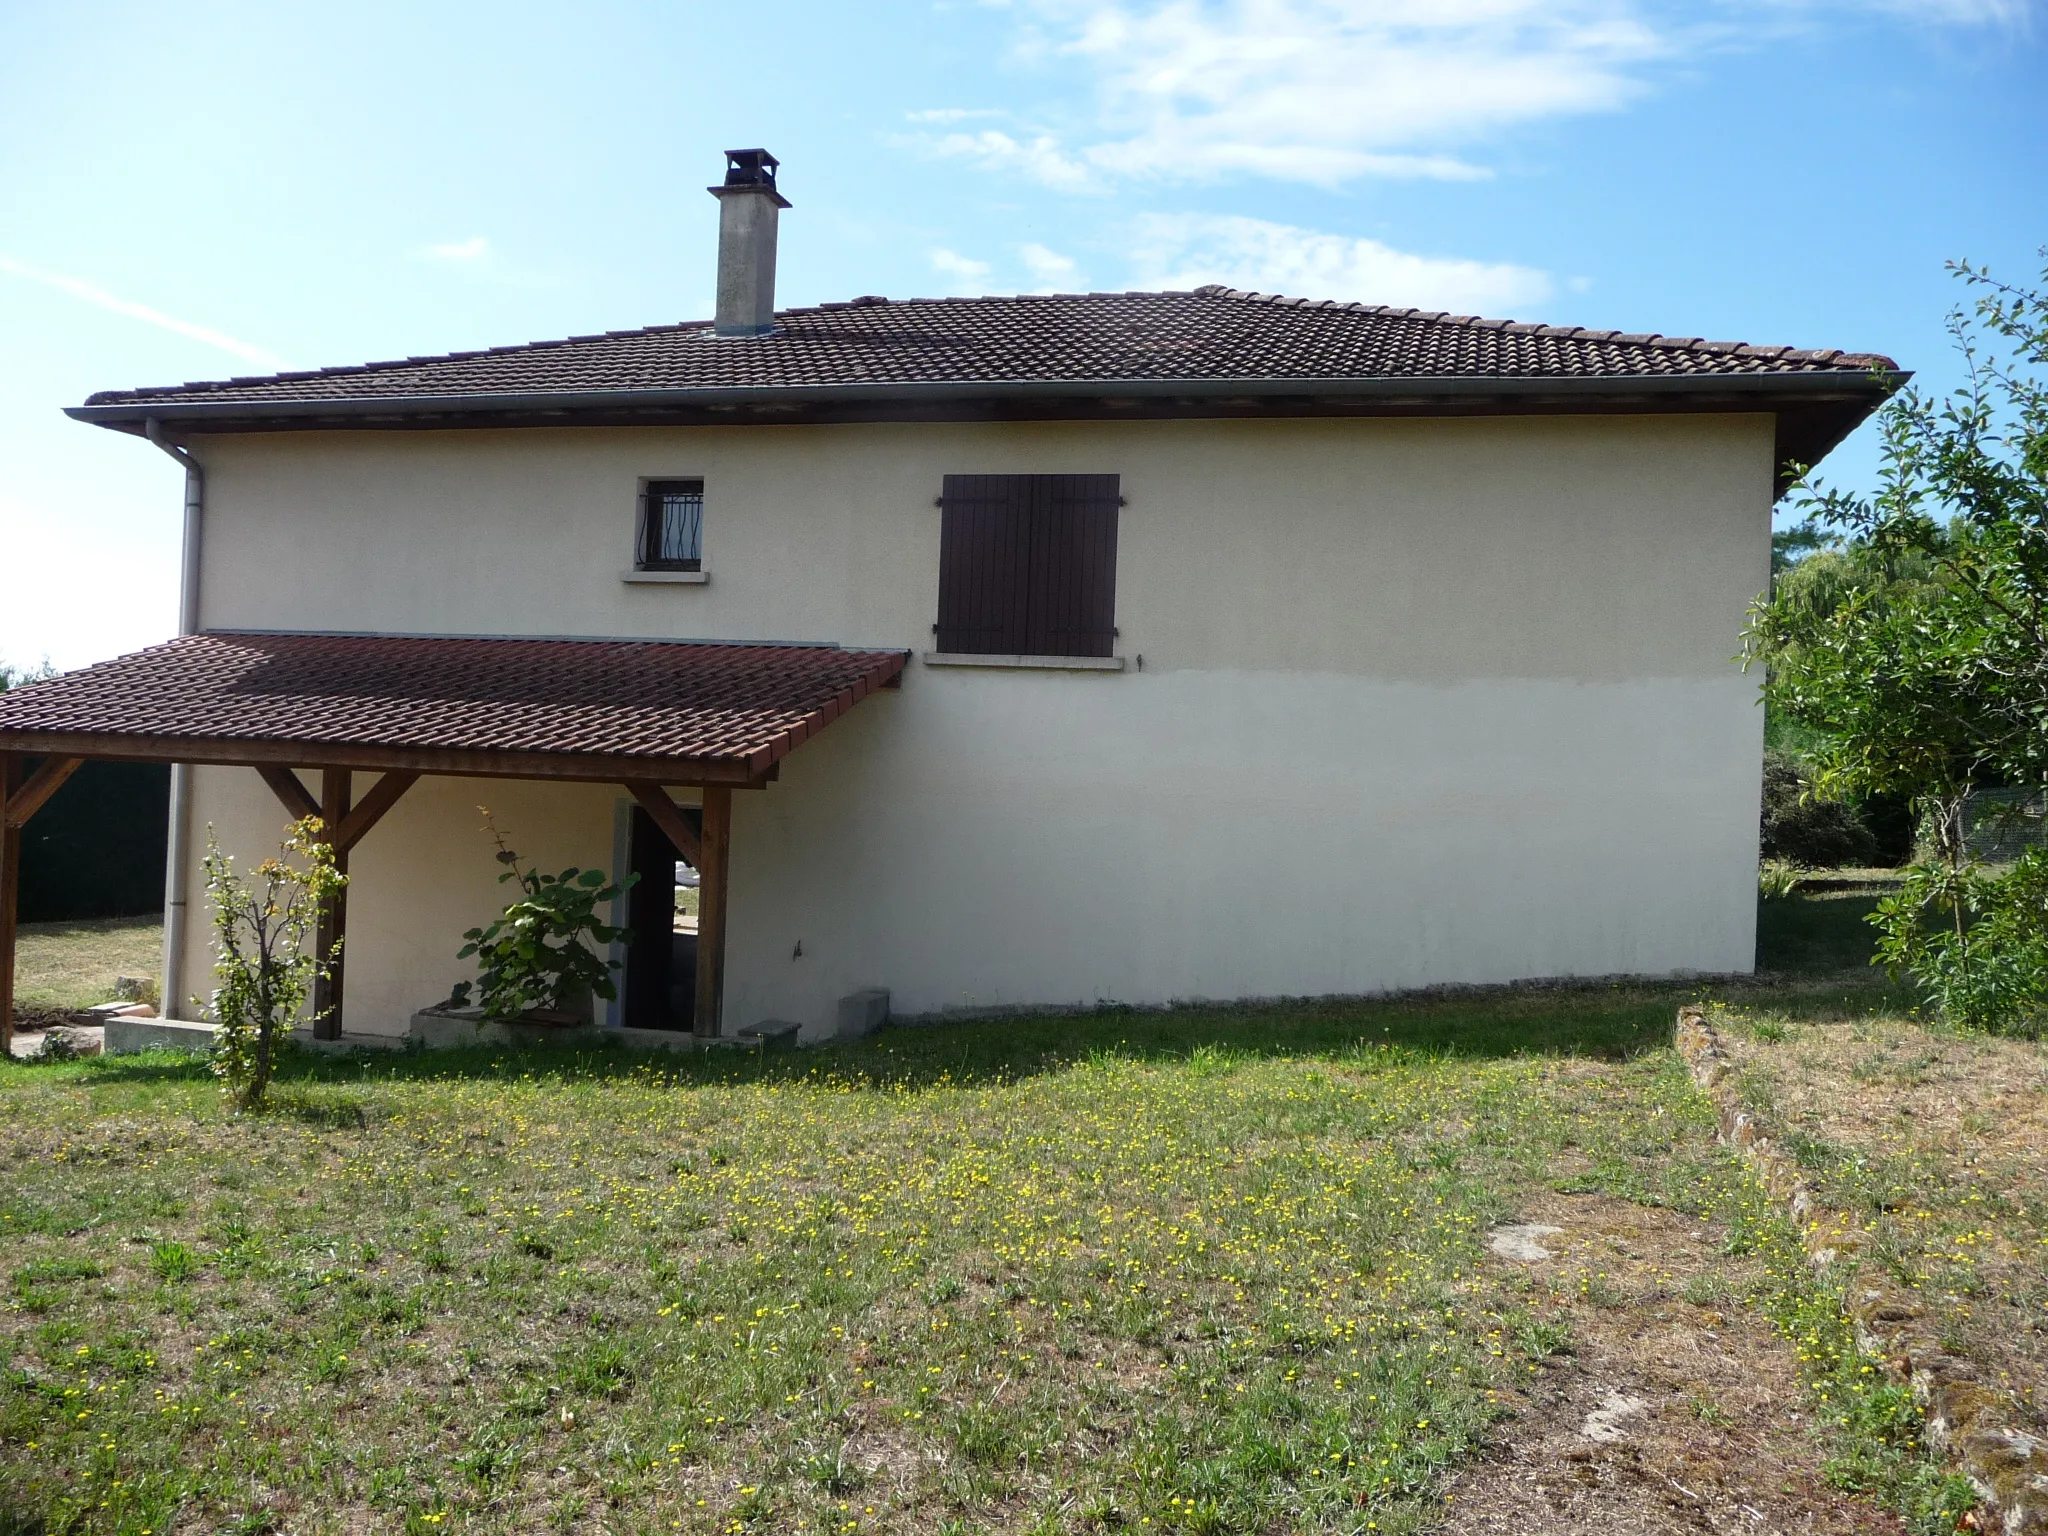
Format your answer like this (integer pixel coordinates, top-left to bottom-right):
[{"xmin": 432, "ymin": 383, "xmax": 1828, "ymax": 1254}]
[
  {"xmin": 201, "ymin": 818, "xmax": 344, "ymax": 1110},
  {"xmin": 1745, "ymin": 254, "xmax": 2048, "ymax": 1032},
  {"xmin": 450, "ymin": 813, "xmax": 635, "ymax": 1023}
]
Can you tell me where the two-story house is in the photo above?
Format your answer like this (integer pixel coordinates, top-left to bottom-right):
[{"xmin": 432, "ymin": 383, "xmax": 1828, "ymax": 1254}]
[{"xmin": 0, "ymin": 150, "xmax": 1898, "ymax": 1049}]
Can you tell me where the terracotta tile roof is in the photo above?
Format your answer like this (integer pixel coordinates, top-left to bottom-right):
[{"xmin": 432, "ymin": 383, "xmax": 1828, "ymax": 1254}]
[
  {"xmin": 0, "ymin": 632, "xmax": 908, "ymax": 783},
  {"xmin": 79, "ymin": 286, "xmax": 1896, "ymax": 412}
]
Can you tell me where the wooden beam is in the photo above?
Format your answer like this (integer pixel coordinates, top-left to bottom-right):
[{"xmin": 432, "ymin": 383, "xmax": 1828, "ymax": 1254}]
[
  {"xmin": 312, "ymin": 768, "xmax": 350, "ymax": 1041},
  {"xmin": 1, "ymin": 756, "xmax": 84, "ymax": 831},
  {"xmin": 693, "ymin": 786, "xmax": 731, "ymax": 1038},
  {"xmin": 0, "ymin": 755, "xmax": 20, "ymax": 1056},
  {"xmin": 0, "ymin": 730, "xmax": 783, "ymax": 787},
  {"xmin": 622, "ymin": 781, "xmax": 701, "ymax": 868},
  {"xmin": 331, "ymin": 771, "xmax": 417, "ymax": 855},
  {"xmin": 255, "ymin": 763, "xmax": 320, "ymax": 823}
]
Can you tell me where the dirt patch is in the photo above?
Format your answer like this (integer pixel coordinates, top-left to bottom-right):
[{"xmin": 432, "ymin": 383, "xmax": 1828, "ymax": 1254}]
[{"xmin": 1442, "ymin": 1190, "xmax": 1903, "ymax": 1535}]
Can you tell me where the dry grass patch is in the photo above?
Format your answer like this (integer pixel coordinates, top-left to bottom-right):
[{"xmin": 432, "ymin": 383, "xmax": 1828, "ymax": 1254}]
[
  {"xmin": 1712, "ymin": 1007, "xmax": 2048, "ymax": 1431},
  {"xmin": 1444, "ymin": 1190, "xmax": 1906, "ymax": 1534},
  {"xmin": 11, "ymin": 916, "xmax": 162, "ymax": 1017}
]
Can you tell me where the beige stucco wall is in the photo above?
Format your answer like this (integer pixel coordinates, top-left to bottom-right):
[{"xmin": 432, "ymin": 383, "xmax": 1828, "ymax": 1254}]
[{"xmin": 174, "ymin": 412, "xmax": 1773, "ymax": 1036}]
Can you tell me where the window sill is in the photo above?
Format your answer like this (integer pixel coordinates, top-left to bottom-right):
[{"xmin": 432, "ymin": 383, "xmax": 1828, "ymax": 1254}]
[
  {"xmin": 622, "ymin": 569, "xmax": 708, "ymax": 585},
  {"xmin": 922, "ymin": 652, "xmax": 1126, "ymax": 672}
]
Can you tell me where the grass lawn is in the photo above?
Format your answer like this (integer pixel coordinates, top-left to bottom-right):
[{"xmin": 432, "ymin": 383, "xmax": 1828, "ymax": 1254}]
[
  {"xmin": 11, "ymin": 917, "xmax": 163, "ymax": 1019},
  {"xmin": 0, "ymin": 901, "xmax": 1970, "ymax": 1535}
]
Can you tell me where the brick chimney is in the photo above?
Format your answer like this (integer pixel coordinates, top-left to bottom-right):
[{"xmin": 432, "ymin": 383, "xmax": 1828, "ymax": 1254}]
[{"xmin": 708, "ymin": 149, "xmax": 790, "ymax": 338}]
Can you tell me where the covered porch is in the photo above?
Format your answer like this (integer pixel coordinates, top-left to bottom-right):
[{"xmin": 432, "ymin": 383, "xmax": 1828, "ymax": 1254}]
[{"xmin": 0, "ymin": 631, "xmax": 907, "ymax": 1054}]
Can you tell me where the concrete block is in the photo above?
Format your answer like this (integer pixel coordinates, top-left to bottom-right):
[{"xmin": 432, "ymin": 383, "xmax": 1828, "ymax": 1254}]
[
  {"xmin": 737, "ymin": 1020, "xmax": 801, "ymax": 1051},
  {"xmin": 104, "ymin": 1018, "xmax": 217, "ymax": 1056},
  {"xmin": 835, "ymin": 988, "xmax": 890, "ymax": 1042}
]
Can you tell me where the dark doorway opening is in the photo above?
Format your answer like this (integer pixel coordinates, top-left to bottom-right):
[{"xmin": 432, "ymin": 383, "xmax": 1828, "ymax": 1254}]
[{"xmin": 624, "ymin": 804, "xmax": 702, "ymax": 1030}]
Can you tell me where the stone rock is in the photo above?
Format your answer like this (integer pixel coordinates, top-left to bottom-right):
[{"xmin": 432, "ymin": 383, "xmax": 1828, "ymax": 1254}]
[
  {"xmin": 1579, "ymin": 1391, "xmax": 1650, "ymax": 1444},
  {"xmin": 36, "ymin": 1025, "xmax": 103, "ymax": 1060},
  {"xmin": 1488, "ymin": 1223, "xmax": 1565, "ymax": 1262}
]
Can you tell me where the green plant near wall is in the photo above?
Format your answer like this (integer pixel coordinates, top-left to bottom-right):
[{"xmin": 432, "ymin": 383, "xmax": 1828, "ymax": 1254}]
[
  {"xmin": 201, "ymin": 817, "xmax": 344, "ymax": 1111},
  {"xmin": 449, "ymin": 811, "xmax": 637, "ymax": 1022},
  {"xmin": 1745, "ymin": 254, "xmax": 2048, "ymax": 1033}
]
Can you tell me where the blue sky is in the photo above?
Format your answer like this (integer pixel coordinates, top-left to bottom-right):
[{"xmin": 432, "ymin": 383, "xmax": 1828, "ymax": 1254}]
[{"xmin": 2, "ymin": 0, "xmax": 2042, "ymax": 672}]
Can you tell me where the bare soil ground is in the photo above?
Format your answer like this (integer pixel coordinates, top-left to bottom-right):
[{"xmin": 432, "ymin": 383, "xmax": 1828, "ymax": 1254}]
[
  {"xmin": 1443, "ymin": 1190, "xmax": 1905, "ymax": 1535},
  {"xmin": 1714, "ymin": 1011, "xmax": 2048, "ymax": 1430}
]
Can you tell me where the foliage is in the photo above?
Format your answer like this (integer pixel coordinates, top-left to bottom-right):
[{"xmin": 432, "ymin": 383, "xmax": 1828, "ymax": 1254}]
[
  {"xmin": 1871, "ymin": 848, "xmax": 2048, "ymax": 1036},
  {"xmin": 1761, "ymin": 751, "xmax": 1878, "ymax": 868},
  {"xmin": 200, "ymin": 817, "xmax": 345, "ymax": 1111},
  {"xmin": 1759, "ymin": 857, "xmax": 1804, "ymax": 900},
  {"xmin": 1745, "ymin": 256, "xmax": 2048, "ymax": 1030},
  {"xmin": 451, "ymin": 812, "xmax": 635, "ymax": 1022},
  {"xmin": 0, "ymin": 657, "xmax": 55, "ymax": 692}
]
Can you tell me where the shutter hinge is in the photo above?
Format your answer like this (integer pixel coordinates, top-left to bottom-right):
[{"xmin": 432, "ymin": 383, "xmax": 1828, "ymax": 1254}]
[{"xmin": 933, "ymin": 496, "xmax": 945, "ymax": 508}]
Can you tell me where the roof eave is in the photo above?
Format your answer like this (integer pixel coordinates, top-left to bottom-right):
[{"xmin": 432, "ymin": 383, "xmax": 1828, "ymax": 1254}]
[{"xmin": 68, "ymin": 367, "xmax": 1909, "ymax": 433}]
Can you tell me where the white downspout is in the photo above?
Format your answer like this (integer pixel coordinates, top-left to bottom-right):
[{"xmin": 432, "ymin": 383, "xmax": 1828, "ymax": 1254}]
[{"xmin": 145, "ymin": 418, "xmax": 202, "ymax": 1018}]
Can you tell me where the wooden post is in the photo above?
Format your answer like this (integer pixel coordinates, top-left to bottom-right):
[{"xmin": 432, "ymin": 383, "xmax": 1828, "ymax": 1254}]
[
  {"xmin": 312, "ymin": 768, "xmax": 350, "ymax": 1040},
  {"xmin": 693, "ymin": 785, "xmax": 731, "ymax": 1037},
  {"xmin": 0, "ymin": 754, "xmax": 19, "ymax": 1058}
]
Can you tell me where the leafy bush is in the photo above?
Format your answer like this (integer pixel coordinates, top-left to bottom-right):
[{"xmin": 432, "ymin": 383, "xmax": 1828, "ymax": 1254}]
[
  {"xmin": 1761, "ymin": 752, "xmax": 1878, "ymax": 868},
  {"xmin": 1873, "ymin": 849, "xmax": 2048, "ymax": 1036},
  {"xmin": 1758, "ymin": 858, "xmax": 1804, "ymax": 901},
  {"xmin": 202, "ymin": 817, "xmax": 345, "ymax": 1111},
  {"xmin": 451, "ymin": 814, "xmax": 636, "ymax": 1022}
]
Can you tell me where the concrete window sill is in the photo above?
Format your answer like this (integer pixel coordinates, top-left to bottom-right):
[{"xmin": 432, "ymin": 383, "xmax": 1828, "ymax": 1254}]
[
  {"xmin": 922, "ymin": 652, "xmax": 1126, "ymax": 672},
  {"xmin": 622, "ymin": 569, "xmax": 709, "ymax": 585}
]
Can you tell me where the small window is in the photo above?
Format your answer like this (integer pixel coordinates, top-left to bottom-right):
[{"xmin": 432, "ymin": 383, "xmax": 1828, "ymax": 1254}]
[
  {"xmin": 638, "ymin": 479, "xmax": 705, "ymax": 571},
  {"xmin": 935, "ymin": 474, "xmax": 1120, "ymax": 657}
]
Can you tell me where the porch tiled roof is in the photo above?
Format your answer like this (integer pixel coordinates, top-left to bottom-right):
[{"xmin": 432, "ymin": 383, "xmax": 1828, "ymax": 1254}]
[{"xmin": 0, "ymin": 632, "xmax": 908, "ymax": 783}]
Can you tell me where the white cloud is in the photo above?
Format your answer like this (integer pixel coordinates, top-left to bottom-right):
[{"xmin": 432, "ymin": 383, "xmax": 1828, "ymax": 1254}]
[
  {"xmin": 425, "ymin": 236, "xmax": 491, "ymax": 261},
  {"xmin": 938, "ymin": 0, "xmax": 2024, "ymax": 190},
  {"xmin": 930, "ymin": 248, "xmax": 996, "ymax": 294},
  {"xmin": 1131, "ymin": 212, "xmax": 1554, "ymax": 314},
  {"xmin": 951, "ymin": 0, "xmax": 1667, "ymax": 187},
  {"xmin": 0, "ymin": 254, "xmax": 281, "ymax": 366},
  {"xmin": 1847, "ymin": 0, "xmax": 2031, "ymax": 22},
  {"xmin": 1020, "ymin": 242, "xmax": 1083, "ymax": 289},
  {"xmin": 928, "ymin": 129, "xmax": 1100, "ymax": 192},
  {"xmin": 905, "ymin": 107, "xmax": 1009, "ymax": 123}
]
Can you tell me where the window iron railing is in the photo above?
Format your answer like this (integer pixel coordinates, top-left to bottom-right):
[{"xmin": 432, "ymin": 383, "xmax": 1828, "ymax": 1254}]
[{"xmin": 640, "ymin": 480, "xmax": 704, "ymax": 570}]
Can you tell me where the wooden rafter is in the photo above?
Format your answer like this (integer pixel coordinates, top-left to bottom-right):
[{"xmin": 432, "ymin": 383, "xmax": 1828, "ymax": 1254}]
[
  {"xmin": 622, "ymin": 781, "xmax": 702, "ymax": 868},
  {"xmin": 331, "ymin": 771, "xmax": 418, "ymax": 855},
  {"xmin": 1, "ymin": 756, "xmax": 84, "ymax": 831},
  {"xmin": 255, "ymin": 763, "xmax": 320, "ymax": 823}
]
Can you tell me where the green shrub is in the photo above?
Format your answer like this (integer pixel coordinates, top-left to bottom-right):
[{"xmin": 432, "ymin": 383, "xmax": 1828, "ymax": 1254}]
[
  {"xmin": 450, "ymin": 812, "xmax": 636, "ymax": 1022},
  {"xmin": 1762, "ymin": 752, "xmax": 1878, "ymax": 868},
  {"xmin": 1873, "ymin": 848, "xmax": 2048, "ymax": 1035}
]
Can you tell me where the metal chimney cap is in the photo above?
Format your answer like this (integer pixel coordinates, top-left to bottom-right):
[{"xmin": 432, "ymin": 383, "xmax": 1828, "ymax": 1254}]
[{"xmin": 708, "ymin": 148, "xmax": 791, "ymax": 208}]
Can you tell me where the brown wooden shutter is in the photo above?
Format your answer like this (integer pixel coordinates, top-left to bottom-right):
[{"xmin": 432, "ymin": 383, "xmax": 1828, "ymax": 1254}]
[
  {"xmin": 1029, "ymin": 474, "xmax": 1120, "ymax": 657},
  {"xmin": 936, "ymin": 474, "xmax": 1119, "ymax": 657},
  {"xmin": 936, "ymin": 475, "xmax": 1032, "ymax": 654}
]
